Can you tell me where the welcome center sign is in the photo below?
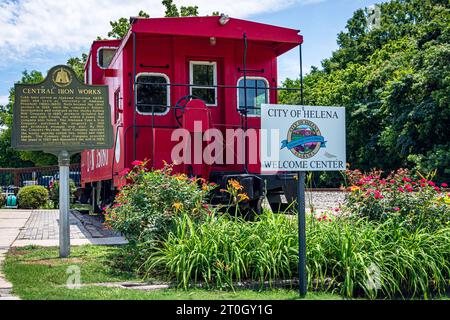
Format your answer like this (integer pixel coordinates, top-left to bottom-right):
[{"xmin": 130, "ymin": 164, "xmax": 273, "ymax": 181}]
[{"xmin": 261, "ymin": 104, "xmax": 346, "ymax": 172}]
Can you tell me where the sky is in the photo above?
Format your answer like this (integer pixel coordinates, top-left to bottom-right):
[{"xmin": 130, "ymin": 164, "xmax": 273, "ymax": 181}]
[{"xmin": 0, "ymin": 0, "xmax": 381, "ymax": 106}]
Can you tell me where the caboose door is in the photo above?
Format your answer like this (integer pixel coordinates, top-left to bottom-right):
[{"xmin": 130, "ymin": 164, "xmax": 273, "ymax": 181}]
[{"xmin": 188, "ymin": 60, "xmax": 224, "ymax": 125}]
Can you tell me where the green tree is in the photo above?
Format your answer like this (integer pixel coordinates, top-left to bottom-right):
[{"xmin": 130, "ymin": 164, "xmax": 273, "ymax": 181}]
[
  {"xmin": 108, "ymin": 10, "xmax": 150, "ymax": 39},
  {"xmin": 67, "ymin": 53, "xmax": 87, "ymax": 82},
  {"xmin": 281, "ymin": 0, "xmax": 450, "ymax": 183}
]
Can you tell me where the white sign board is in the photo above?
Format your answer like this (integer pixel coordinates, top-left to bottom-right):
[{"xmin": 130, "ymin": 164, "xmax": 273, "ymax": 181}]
[{"xmin": 261, "ymin": 104, "xmax": 346, "ymax": 172}]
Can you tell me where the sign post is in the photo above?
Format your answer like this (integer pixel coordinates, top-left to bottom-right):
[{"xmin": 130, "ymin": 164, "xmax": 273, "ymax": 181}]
[
  {"xmin": 297, "ymin": 171, "xmax": 307, "ymax": 296},
  {"xmin": 58, "ymin": 150, "xmax": 71, "ymax": 257},
  {"xmin": 261, "ymin": 104, "xmax": 346, "ymax": 297},
  {"xmin": 12, "ymin": 65, "xmax": 113, "ymax": 258}
]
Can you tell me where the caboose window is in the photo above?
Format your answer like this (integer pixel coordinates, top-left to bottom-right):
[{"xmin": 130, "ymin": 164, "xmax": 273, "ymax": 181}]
[
  {"xmin": 189, "ymin": 61, "xmax": 217, "ymax": 106},
  {"xmin": 136, "ymin": 73, "xmax": 170, "ymax": 115},
  {"xmin": 97, "ymin": 47, "xmax": 117, "ymax": 69},
  {"xmin": 237, "ymin": 77, "xmax": 269, "ymax": 116}
]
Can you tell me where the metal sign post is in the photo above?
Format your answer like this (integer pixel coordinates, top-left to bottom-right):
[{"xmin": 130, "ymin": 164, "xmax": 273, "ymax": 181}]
[
  {"xmin": 58, "ymin": 150, "xmax": 70, "ymax": 258},
  {"xmin": 297, "ymin": 171, "xmax": 307, "ymax": 297}
]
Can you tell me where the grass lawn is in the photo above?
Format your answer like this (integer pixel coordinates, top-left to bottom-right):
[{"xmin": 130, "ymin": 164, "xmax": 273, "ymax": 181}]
[{"xmin": 2, "ymin": 245, "xmax": 342, "ymax": 300}]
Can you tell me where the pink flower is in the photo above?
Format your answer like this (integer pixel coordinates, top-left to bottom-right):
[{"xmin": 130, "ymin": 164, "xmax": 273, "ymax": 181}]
[
  {"xmin": 393, "ymin": 207, "xmax": 400, "ymax": 212},
  {"xmin": 397, "ymin": 187, "xmax": 405, "ymax": 193},
  {"xmin": 402, "ymin": 177, "xmax": 412, "ymax": 182},
  {"xmin": 441, "ymin": 183, "xmax": 448, "ymax": 188},
  {"xmin": 119, "ymin": 168, "xmax": 131, "ymax": 177},
  {"xmin": 374, "ymin": 190, "xmax": 383, "ymax": 199},
  {"xmin": 428, "ymin": 181, "xmax": 436, "ymax": 187},
  {"xmin": 132, "ymin": 160, "xmax": 144, "ymax": 166},
  {"xmin": 434, "ymin": 186, "xmax": 440, "ymax": 192},
  {"xmin": 390, "ymin": 179, "xmax": 396, "ymax": 184}
]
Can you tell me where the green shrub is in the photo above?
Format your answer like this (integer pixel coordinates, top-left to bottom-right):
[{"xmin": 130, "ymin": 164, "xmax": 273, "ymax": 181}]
[
  {"xmin": 49, "ymin": 179, "xmax": 77, "ymax": 207},
  {"xmin": 308, "ymin": 217, "xmax": 450, "ymax": 299},
  {"xmin": 0, "ymin": 193, "xmax": 6, "ymax": 207},
  {"xmin": 145, "ymin": 212, "xmax": 450, "ymax": 299},
  {"xmin": 105, "ymin": 161, "xmax": 215, "ymax": 243},
  {"xmin": 144, "ymin": 211, "xmax": 298, "ymax": 290},
  {"xmin": 343, "ymin": 168, "xmax": 450, "ymax": 230},
  {"xmin": 17, "ymin": 185, "xmax": 49, "ymax": 209}
]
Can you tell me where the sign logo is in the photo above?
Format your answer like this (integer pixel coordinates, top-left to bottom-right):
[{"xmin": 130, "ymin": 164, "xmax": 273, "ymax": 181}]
[
  {"xmin": 52, "ymin": 67, "xmax": 72, "ymax": 87},
  {"xmin": 281, "ymin": 119, "xmax": 326, "ymax": 159}
]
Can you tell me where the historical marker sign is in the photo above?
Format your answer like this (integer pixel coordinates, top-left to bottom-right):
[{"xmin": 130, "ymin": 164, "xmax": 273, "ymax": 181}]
[
  {"xmin": 12, "ymin": 65, "xmax": 113, "ymax": 152},
  {"xmin": 261, "ymin": 104, "xmax": 346, "ymax": 172},
  {"xmin": 11, "ymin": 65, "xmax": 113, "ymax": 258}
]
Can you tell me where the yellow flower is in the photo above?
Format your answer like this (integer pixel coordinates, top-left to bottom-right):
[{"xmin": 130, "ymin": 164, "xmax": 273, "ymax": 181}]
[
  {"xmin": 349, "ymin": 185, "xmax": 360, "ymax": 192},
  {"xmin": 238, "ymin": 193, "xmax": 250, "ymax": 202},
  {"xmin": 229, "ymin": 179, "xmax": 243, "ymax": 191},
  {"xmin": 172, "ymin": 202, "xmax": 183, "ymax": 210},
  {"xmin": 202, "ymin": 184, "xmax": 209, "ymax": 191},
  {"xmin": 175, "ymin": 174, "xmax": 187, "ymax": 181}
]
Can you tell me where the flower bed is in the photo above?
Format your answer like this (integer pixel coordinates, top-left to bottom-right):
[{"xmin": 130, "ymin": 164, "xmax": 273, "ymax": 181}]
[
  {"xmin": 343, "ymin": 168, "xmax": 450, "ymax": 230},
  {"xmin": 105, "ymin": 165, "xmax": 450, "ymax": 299}
]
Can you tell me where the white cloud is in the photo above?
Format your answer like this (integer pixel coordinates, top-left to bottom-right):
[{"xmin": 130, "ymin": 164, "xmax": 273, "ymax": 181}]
[
  {"xmin": 0, "ymin": 0, "xmax": 323, "ymax": 63},
  {"xmin": 0, "ymin": 95, "xmax": 9, "ymax": 106}
]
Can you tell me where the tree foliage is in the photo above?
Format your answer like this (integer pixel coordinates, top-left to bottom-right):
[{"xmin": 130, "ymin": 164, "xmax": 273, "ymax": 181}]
[
  {"xmin": 67, "ymin": 53, "xmax": 88, "ymax": 82},
  {"xmin": 280, "ymin": 0, "xmax": 450, "ymax": 182},
  {"xmin": 108, "ymin": 10, "xmax": 150, "ymax": 39}
]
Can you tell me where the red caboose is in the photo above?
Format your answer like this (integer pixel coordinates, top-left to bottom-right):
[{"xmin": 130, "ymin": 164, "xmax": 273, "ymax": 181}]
[{"xmin": 81, "ymin": 16, "xmax": 303, "ymax": 214}]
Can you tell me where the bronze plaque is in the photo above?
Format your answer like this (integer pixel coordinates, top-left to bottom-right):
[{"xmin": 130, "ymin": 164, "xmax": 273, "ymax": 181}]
[{"xmin": 12, "ymin": 65, "xmax": 113, "ymax": 152}]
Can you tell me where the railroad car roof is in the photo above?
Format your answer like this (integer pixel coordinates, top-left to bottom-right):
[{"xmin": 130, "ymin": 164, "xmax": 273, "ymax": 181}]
[
  {"xmin": 127, "ymin": 16, "xmax": 303, "ymax": 55},
  {"xmin": 87, "ymin": 16, "xmax": 303, "ymax": 71}
]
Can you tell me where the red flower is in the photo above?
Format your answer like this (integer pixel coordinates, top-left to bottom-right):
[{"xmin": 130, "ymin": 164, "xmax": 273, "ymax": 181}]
[
  {"xmin": 132, "ymin": 160, "xmax": 144, "ymax": 166},
  {"xmin": 441, "ymin": 183, "xmax": 448, "ymax": 188},
  {"xmin": 397, "ymin": 187, "xmax": 405, "ymax": 193},
  {"xmin": 373, "ymin": 190, "xmax": 383, "ymax": 199},
  {"xmin": 428, "ymin": 181, "xmax": 436, "ymax": 187},
  {"xmin": 404, "ymin": 184, "xmax": 413, "ymax": 192},
  {"xmin": 390, "ymin": 179, "xmax": 396, "ymax": 184},
  {"xmin": 402, "ymin": 177, "xmax": 412, "ymax": 182},
  {"xmin": 434, "ymin": 186, "xmax": 440, "ymax": 192}
]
